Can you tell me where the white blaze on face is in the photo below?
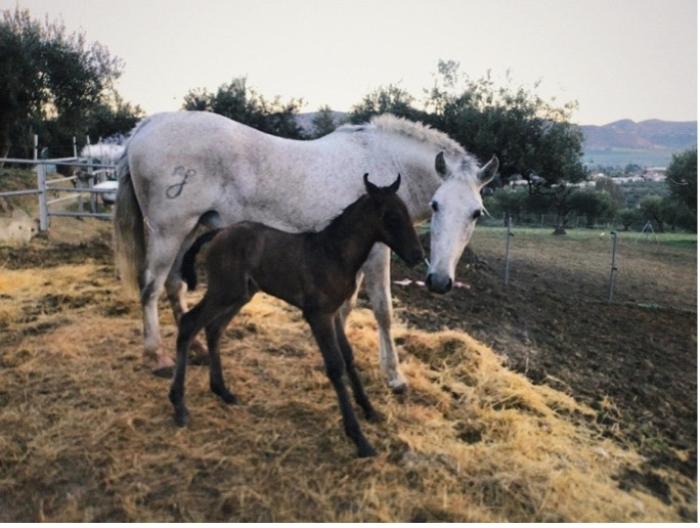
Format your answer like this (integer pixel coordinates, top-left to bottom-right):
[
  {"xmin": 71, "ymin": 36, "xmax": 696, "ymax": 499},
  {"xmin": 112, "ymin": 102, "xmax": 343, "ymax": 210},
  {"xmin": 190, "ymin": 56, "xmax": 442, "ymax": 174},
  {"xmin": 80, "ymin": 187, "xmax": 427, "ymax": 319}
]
[{"xmin": 426, "ymin": 153, "xmax": 498, "ymax": 294}]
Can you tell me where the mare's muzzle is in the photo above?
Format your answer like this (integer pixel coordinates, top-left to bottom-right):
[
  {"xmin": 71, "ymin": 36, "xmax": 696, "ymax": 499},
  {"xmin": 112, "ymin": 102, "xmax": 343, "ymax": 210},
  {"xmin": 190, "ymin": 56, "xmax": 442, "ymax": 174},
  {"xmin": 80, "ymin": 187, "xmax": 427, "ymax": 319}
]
[{"xmin": 425, "ymin": 273, "xmax": 452, "ymax": 294}]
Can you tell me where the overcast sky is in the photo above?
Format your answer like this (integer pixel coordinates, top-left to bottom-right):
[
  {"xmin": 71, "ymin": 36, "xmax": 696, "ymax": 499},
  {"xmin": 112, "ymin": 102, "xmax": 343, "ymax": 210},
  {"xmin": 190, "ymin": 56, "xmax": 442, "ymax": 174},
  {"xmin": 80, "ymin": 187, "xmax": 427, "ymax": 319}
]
[{"xmin": 11, "ymin": 0, "xmax": 698, "ymax": 125}]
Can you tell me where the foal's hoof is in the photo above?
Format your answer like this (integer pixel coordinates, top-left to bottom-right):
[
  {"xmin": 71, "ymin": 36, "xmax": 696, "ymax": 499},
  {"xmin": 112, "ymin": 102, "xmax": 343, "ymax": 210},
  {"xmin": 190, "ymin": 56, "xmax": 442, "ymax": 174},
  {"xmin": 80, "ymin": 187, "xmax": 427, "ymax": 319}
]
[
  {"xmin": 188, "ymin": 354, "xmax": 210, "ymax": 366},
  {"xmin": 365, "ymin": 408, "xmax": 385, "ymax": 423},
  {"xmin": 152, "ymin": 366, "xmax": 174, "ymax": 378},
  {"xmin": 357, "ymin": 444, "xmax": 377, "ymax": 458},
  {"xmin": 174, "ymin": 408, "xmax": 189, "ymax": 427},
  {"xmin": 212, "ymin": 386, "xmax": 239, "ymax": 405}
]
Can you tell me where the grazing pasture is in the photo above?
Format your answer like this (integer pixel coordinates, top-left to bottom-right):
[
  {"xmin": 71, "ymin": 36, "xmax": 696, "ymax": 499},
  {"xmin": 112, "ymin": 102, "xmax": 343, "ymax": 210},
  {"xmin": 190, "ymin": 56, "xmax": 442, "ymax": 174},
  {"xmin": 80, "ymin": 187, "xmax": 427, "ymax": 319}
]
[{"xmin": 0, "ymin": 218, "xmax": 695, "ymax": 521}]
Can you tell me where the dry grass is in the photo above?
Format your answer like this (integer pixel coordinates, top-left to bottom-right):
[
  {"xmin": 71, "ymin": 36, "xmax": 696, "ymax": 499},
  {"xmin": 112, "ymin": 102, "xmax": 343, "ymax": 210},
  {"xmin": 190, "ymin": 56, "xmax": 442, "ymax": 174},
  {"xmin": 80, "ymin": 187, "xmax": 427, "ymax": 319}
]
[{"xmin": 0, "ymin": 257, "xmax": 695, "ymax": 521}]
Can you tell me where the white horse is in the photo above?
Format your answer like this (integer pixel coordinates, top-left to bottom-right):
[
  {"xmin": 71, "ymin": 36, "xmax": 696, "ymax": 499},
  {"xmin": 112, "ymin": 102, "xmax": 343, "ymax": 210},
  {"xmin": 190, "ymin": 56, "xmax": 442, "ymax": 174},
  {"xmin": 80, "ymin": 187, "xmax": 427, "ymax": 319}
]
[
  {"xmin": 80, "ymin": 143, "xmax": 125, "ymax": 165},
  {"xmin": 114, "ymin": 111, "xmax": 497, "ymax": 391}
]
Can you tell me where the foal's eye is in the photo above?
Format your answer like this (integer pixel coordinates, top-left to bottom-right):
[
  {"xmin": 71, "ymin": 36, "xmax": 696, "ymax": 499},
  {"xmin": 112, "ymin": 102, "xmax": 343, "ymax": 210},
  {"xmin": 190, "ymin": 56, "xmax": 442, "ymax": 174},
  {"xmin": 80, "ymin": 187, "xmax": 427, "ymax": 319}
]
[
  {"xmin": 472, "ymin": 209, "xmax": 482, "ymax": 220},
  {"xmin": 431, "ymin": 201, "xmax": 439, "ymax": 213}
]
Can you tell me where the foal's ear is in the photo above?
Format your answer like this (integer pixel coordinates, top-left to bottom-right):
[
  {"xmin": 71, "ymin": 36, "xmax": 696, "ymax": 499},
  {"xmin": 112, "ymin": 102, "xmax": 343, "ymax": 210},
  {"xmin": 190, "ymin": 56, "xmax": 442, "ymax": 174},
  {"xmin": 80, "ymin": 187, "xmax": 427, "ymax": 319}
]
[
  {"xmin": 387, "ymin": 173, "xmax": 401, "ymax": 193},
  {"xmin": 363, "ymin": 173, "xmax": 381, "ymax": 195}
]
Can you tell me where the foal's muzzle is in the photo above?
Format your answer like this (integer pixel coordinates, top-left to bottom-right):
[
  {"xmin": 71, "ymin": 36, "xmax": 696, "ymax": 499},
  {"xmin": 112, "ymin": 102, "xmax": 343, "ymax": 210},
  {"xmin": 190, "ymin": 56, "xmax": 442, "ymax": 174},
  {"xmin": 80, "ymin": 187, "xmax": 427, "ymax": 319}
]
[
  {"xmin": 425, "ymin": 273, "xmax": 453, "ymax": 294},
  {"xmin": 405, "ymin": 249, "xmax": 425, "ymax": 268}
]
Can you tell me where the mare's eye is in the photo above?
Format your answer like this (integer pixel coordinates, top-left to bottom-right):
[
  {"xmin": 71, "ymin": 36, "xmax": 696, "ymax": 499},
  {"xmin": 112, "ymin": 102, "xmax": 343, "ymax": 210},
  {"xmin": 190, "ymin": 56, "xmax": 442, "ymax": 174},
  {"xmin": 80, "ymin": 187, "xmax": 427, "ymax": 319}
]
[
  {"xmin": 431, "ymin": 201, "xmax": 439, "ymax": 212},
  {"xmin": 472, "ymin": 209, "xmax": 482, "ymax": 220}
]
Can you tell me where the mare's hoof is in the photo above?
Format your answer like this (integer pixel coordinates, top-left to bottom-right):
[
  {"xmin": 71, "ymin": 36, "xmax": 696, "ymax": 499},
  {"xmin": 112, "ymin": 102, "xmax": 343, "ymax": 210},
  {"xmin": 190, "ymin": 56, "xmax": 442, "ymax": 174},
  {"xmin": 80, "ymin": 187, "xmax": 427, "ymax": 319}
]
[
  {"xmin": 174, "ymin": 408, "xmax": 189, "ymax": 427},
  {"xmin": 357, "ymin": 444, "xmax": 377, "ymax": 458},
  {"xmin": 188, "ymin": 340, "xmax": 210, "ymax": 365},
  {"xmin": 389, "ymin": 380, "xmax": 408, "ymax": 395},
  {"xmin": 152, "ymin": 366, "xmax": 174, "ymax": 378}
]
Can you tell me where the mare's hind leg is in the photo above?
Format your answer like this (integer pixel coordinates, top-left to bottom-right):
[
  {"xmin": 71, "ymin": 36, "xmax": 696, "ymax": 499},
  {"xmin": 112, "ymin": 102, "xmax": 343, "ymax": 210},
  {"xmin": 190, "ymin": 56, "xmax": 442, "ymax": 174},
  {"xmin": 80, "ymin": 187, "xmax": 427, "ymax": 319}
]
[
  {"xmin": 333, "ymin": 315, "xmax": 379, "ymax": 422},
  {"xmin": 141, "ymin": 235, "xmax": 187, "ymax": 377},
  {"xmin": 363, "ymin": 244, "xmax": 407, "ymax": 393},
  {"xmin": 305, "ymin": 311, "xmax": 375, "ymax": 458}
]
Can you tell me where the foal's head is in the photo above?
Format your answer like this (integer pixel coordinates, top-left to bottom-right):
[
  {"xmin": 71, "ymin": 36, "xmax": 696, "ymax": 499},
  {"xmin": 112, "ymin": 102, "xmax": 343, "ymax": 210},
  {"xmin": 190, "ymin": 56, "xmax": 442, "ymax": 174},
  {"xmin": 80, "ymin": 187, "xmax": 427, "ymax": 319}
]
[{"xmin": 363, "ymin": 174, "xmax": 424, "ymax": 268}]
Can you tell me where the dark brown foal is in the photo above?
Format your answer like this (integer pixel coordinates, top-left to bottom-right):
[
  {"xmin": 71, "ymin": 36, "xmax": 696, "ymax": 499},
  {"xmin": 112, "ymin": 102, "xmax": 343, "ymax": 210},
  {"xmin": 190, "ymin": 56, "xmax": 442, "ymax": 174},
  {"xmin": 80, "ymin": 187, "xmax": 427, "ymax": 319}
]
[{"xmin": 169, "ymin": 173, "xmax": 424, "ymax": 457}]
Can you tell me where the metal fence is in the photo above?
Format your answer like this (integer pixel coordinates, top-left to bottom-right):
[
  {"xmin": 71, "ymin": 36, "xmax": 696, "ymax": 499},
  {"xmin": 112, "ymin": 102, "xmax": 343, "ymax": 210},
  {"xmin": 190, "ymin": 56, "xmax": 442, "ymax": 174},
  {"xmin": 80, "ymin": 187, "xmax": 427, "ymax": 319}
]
[{"xmin": 0, "ymin": 135, "xmax": 117, "ymax": 232}]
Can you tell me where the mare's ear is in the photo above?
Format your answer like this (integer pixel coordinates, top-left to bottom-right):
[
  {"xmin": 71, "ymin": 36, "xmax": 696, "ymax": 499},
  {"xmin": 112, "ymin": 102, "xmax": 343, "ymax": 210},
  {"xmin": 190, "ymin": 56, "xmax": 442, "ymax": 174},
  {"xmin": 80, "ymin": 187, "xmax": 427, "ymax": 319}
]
[
  {"xmin": 386, "ymin": 173, "xmax": 401, "ymax": 193},
  {"xmin": 363, "ymin": 173, "xmax": 381, "ymax": 196},
  {"xmin": 478, "ymin": 155, "xmax": 499, "ymax": 188},
  {"xmin": 435, "ymin": 151, "xmax": 447, "ymax": 176}
]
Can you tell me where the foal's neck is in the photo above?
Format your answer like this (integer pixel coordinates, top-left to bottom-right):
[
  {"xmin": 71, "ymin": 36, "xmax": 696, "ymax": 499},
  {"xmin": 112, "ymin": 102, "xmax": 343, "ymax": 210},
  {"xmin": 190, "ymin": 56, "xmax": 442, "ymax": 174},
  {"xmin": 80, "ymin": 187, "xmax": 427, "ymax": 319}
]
[{"xmin": 318, "ymin": 197, "xmax": 381, "ymax": 274}]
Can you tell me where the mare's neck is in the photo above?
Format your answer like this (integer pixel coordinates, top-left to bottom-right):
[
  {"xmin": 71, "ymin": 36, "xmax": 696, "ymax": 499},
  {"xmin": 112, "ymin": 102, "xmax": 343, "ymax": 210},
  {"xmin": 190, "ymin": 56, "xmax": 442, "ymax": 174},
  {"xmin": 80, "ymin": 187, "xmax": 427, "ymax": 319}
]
[{"xmin": 318, "ymin": 197, "xmax": 381, "ymax": 274}]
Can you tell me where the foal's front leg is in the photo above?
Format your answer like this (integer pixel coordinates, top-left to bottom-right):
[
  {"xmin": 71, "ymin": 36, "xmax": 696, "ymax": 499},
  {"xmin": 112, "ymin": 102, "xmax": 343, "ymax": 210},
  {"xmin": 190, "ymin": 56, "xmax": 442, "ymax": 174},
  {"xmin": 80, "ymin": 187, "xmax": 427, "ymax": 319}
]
[
  {"xmin": 333, "ymin": 315, "xmax": 380, "ymax": 422},
  {"xmin": 305, "ymin": 311, "xmax": 376, "ymax": 458}
]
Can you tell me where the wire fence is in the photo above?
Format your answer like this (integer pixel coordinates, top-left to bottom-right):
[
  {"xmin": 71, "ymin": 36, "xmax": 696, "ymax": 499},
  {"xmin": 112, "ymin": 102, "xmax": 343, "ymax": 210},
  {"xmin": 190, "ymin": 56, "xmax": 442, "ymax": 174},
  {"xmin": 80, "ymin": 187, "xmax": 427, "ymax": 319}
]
[{"xmin": 0, "ymin": 135, "xmax": 117, "ymax": 230}]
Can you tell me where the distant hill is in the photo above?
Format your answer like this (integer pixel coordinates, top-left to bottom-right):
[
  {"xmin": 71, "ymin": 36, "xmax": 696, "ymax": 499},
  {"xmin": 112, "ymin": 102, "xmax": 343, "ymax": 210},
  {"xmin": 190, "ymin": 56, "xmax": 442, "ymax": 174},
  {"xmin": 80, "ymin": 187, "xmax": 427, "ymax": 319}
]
[
  {"xmin": 580, "ymin": 119, "xmax": 696, "ymax": 150},
  {"xmin": 579, "ymin": 119, "xmax": 696, "ymax": 168},
  {"xmin": 295, "ymin": 112, "xmax": 696, "ymax": 167}
]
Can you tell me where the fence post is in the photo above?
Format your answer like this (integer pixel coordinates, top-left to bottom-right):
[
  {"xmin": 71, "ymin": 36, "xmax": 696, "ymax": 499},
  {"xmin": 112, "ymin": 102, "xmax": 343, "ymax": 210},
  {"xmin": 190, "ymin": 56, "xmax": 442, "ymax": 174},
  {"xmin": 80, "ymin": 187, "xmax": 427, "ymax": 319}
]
[
  {"xmin": 504, "ymin": 215, "xmax": 513, "ymax": 286},
  {"xmin": 33, "ymin": 134, "xmax": 38, "ymax": 161},
  {"xmin": 607, "ymin": 231, "xmax": 618, "ymax": 303},
  {"xmin": 37, "ymin": 161, "xmax": 48, "ymax": 232},
  {"xmin": 72, "ymin": 136, "xmax": 78, "ymax": 158}
]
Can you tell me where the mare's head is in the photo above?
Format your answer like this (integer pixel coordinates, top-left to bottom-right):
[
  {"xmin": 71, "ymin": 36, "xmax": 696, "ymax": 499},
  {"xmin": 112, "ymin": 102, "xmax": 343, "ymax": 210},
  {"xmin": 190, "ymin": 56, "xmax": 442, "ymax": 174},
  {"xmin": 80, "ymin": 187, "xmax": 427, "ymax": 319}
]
[
  {"xmin": 426, "ymin": 153, "xmax": 499, "ymax": 293},
  {"xmin": 363, "ymin": 173, "xmax": 424, "ymax": 267}
]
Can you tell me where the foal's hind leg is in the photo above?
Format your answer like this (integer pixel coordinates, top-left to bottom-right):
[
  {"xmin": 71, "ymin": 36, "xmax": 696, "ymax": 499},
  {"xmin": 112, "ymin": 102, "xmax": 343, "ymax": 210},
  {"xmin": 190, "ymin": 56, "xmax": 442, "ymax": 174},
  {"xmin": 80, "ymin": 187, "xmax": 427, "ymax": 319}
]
[
  {"xmin": 306, "ymin": 311, "xmax": 375, "ymax": 458},
  {"xmin": 206, "ymin": 303, "xmax": 247, "ymax": 404},
  {"xmin": 165, "ymin": 236, "xmax": 209, "ymax": 365},
  {"xmin": 333, "ymin": 314, "xmax": 380, "ymax": 422},
  {"xmin": 169, "ymin": 294, "xmax": 228, "ymax": 426}
]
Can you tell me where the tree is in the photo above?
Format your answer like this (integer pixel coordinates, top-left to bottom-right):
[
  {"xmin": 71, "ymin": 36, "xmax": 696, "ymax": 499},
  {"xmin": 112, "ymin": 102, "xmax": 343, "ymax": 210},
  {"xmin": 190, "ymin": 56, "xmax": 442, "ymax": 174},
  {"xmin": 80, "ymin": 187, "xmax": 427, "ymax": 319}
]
[
  {"xmin": 0, "ymin": 7, "xmax": 123, "ymax": 158},
  {"xmin": 490, "ymin": 188, "xmax": 529, "ymax": 223},
  {"xmin": 639, "ymin": 195, "xmax": 666, "ymax": 232},
  {"xmin": 568, "ymin": 190, "xmax": 616, "ymax": 228},
  {"xmin": 617, "ymin": 208, "xmax": 642, "ymax": 231},
  {"xmin": 310, "ymin": 105, "xmax": 339, "ymax": 138},
  {"xmin": 424, "ymin": 61, "xmax": 586, "ymax": 234},
  {"xmin": 666, "ymin": 148, "xmax": 697, "ymax": 215},
  {"xmin": 348, "ymin": 84, "xmax": 426, "ymax": 124},
  {"xmin": 182, "ymin": 77, "xmax": 304, "ymax": 139}
]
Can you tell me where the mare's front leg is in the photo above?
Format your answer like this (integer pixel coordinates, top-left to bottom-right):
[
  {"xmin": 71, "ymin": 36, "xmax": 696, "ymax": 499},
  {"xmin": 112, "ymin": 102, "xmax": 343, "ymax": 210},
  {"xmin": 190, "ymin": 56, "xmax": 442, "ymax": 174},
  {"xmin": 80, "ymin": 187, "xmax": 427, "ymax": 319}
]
[
  {"xmin": 333, "ymin": 315, "xmax": 380, "ymax": 422},
  {"xmin": 305, "ymin": 311, "xmax": 376, "ymax": 458},
  {"xmin": 363, "ymin": 244, "xmax": 408, "ymax": 393}
]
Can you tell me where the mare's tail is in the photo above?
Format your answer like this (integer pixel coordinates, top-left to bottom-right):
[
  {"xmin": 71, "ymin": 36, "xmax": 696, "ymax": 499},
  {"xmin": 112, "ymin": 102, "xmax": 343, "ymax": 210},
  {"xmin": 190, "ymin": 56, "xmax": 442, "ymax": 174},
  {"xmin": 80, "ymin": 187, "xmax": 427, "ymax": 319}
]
[
  {"xmin": 113, "ymin": 151, "xmax": 145, "ymax": 296},
  {"xmin": 182, "ymin": 229, "xmax": 221, "ymax": 291}
]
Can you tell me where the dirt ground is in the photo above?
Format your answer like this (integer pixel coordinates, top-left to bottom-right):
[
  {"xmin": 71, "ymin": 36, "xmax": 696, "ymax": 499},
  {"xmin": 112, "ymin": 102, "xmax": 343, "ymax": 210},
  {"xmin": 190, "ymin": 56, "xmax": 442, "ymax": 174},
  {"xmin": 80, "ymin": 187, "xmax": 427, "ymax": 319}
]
[
  {"xmin": 0, "ymin": 220, "xmax": 696, "ymax": 521},
  {"xmin": 390, "ymin": 227, "xmax": 697, "ymax": 499}
]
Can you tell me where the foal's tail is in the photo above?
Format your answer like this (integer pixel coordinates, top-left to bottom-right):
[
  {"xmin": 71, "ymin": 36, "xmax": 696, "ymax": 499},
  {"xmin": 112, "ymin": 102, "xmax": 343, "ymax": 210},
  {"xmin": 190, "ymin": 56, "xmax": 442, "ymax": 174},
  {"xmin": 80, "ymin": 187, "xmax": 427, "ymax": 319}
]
[
  {"xmin": 181, "ymin": 229, "xmax": 221, "ymax": 291},
  {"xmin": 113, "ymin": 150, "xmax": 145, "ymax": 297}
]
